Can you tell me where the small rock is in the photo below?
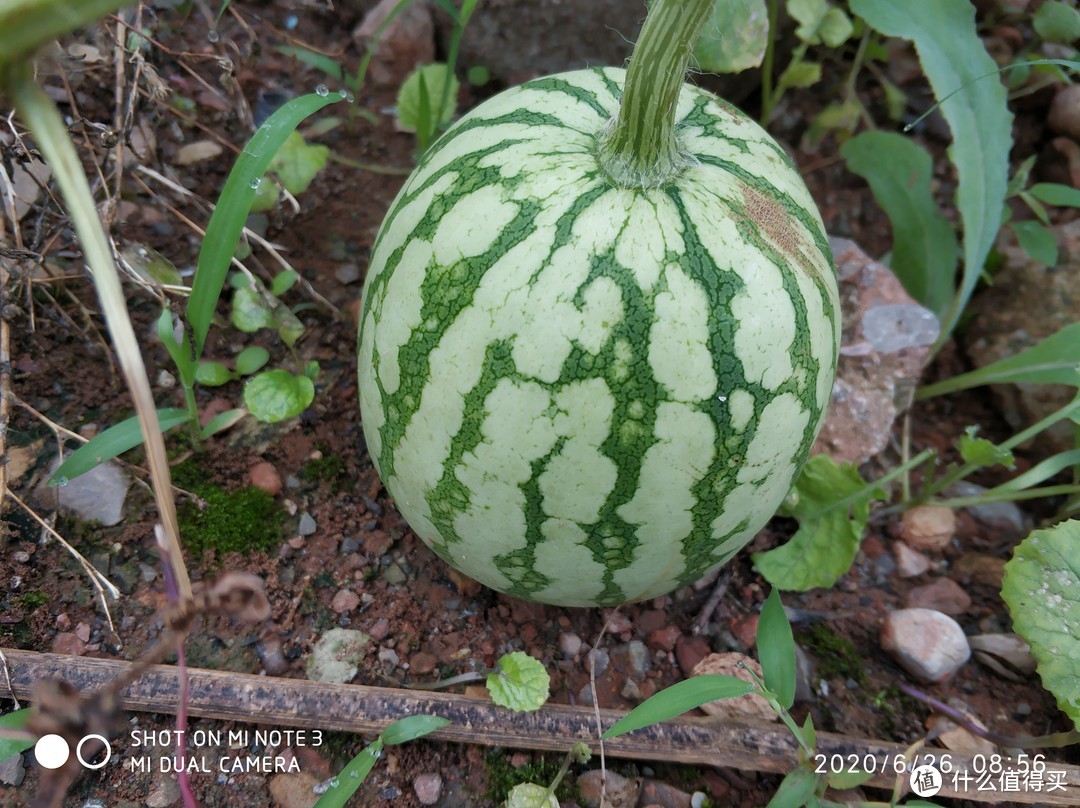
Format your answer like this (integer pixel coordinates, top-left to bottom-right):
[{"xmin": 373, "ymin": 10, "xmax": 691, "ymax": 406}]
[
  {"xmin": 378, "ymin": 647, "xmax": 400, "ymax": 668},
  {"xmin": 145, "ymin": 772, "xmax": 181, "ymax": 807},
  {"xmin": 968, "ymin": 633, "xmax": 1036, "ymax": 681},
  {"xmin": 1049, "ymin": 84, "xmax": 1080, "ymax": 140},
  {"xmin": 899, "ymin": 505, "xmax": 955, "ymax": 551},
  {"xmin": 173, "ymin": 140, "xmax": 224, "ymax": 165},
  {"xmin": 330, "ymin": 588, "xmax": 360, "ymax": 614},
  {"xmin": 37, "ymin": 456, "xmax": 131, "ymax": 527},
  {"xmin": 675, "ymin": 635, "xmax": 711, "ymax": 676},
  {"xmin": 893, "ymin": 541, "xmax": 931, "ymax": 577},
  {"xmin": 603, "ymin": 609, "xmax": 633, "ymax": 635},
  {"xmin": 412, "ymin": 772, "xmax": 443, "ymax": 805},
  {"xmin": 334, "ymin": 263, "xmax": 361, "ymax": 285},
  {"xmin": 729, "ymin": 614, "xmax": 759, "ymax": 649},
  {"xmin": 75, "ymin": 622, "xmax": 91, "ymax": 642},
  {"xmin": 297, "ymin": 512, "xmax": 317, "ymax": 536},
  {"xmin": 267, "ymin": 771, "xmax": 321, "ymax": 808},
  {"xmin": 559, "ymin": 631, "xmax": 583, "ymax": 658},
  {"xmin": 577, "ymin": 769, "xmax": 641, "ymax": 808},
  {"xmin": 646, "ymin": 625, "xmax": 681, "ymax": 653},
  {"xmin": 812, "ymin": 237, "xmax": 939, "ymax": 464},
  {"xmin": 950, "ymin": 482, "xmax": 1028, "ymax": 540},
  {"xmin": 639, "ymin": 779, "xmax": 693, "ymax": 808},
  {"xmin": 381, "ymin": 562, "xmax": 407, "ymax": 585},
  {"xmin": 610, "ymin": 640, "xmax": 650, "ymax": 679},
  {"xmin": 880, "ymin": 608, "xmax": 970, "ymax": 683},
  {"xmin": 249, "ymin": 461, "xmax": 283, "ymax": 496},
  {"xmin": 951, "ymin": 553, "xmax": 1006, "ymax": 588},
  {"xmin": 52, "ymin": 632, "xmax": 87, "ymax": 656},
  {"xmin": 257, "ymin": 636, "xmax": 289, "ymax": 675},
  {"xmin": 0, "ymin": 751, "xmax": 25, "ymax": 785},
  {"xmin": 690, "ymin": 654, "xmax": 776, "ymax": 722},
  {"xmin": 306, "ymin": 629, "xmax": 371, "ymax": 683},
  {"xmin": 409, "ymin": 651, "xmax": 438, "ymax": 675},
  {"xmin": 199, "ymin": 396, "xmax": 233, "ymax": 428},
  {"xmin": 903, "ymin": 578, "xmax": 971, "ymax": 615},
  {"xmin": 793, "ymin": 644, "xmax": 816, "ymax": 703},
  {"xmin": 369, "ymin": 617, "xmax": 391, "ymax": 641}
]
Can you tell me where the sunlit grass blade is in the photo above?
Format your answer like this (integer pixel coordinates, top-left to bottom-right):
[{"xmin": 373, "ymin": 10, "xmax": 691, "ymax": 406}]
[
  {"xmin": 275, "ymin": 45, "xmax": 344, "ymax": 81},
  {"xmin": 313, "ymin": 738, "xmax": 383, "ymax": 808},
  {"xmin": 917, "ymin": 322, "xmax": 1080, "ymax": 399},
  {"xmin": 379, "ymin": 715, "xmax": 450, "ymax": 746},
  {"xmin": 186, "ymin": 91, "xmax": 345, "ymax": 359},
  {"xmin": 602, "ymin": 675, "xmax": 755, "ymax": 740},
  {"xmin": 758, "ymin": 589, "xmax": 796, "ymax": 710},
  {"xmin": 49, "ymin": 408, "xmax": 191, "ymax": 485}
]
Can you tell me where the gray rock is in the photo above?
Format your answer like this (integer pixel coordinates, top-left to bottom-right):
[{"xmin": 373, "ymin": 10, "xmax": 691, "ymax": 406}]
[
  {"xmin": 577, "ymin": 769, "xmax": 641, "ymax": 808},
  {"xmin": 639, "ymin": 779, "xmax": 694, "ymax": 808},
  {"xmin": 968, "ymin": 633, "xmax": 1037, "ymax": 682},
  {"xmin": 559, "ymin": 631, "xmax": 583, "ymax": 659},
  {"xmin": 381, "ymin": 561, "xmax": 406, "ymax": 585},
  {"xmin": 298, "ymin": 512, "xmax": 317, "ymax": 536},
  {"xmin": 307, "ymin": 628, "xmax": 372, "ymax": 683},
  {"xmin": 0, "ymin": 751, "xmax": 25, "ymax": 785},
  {"xmin": 881, "ymin": 608, "xmax": 970, "ymax": 683},
  {"xmin": 412, "ymin": 772, "xmax": 443, "ymax": 805},
  {"xmin": 949, "ymin": 481, "xmax": 1029, "ymax": 541},
  {"xmin": 610, "ymin": 640, "xmax": 649, "ymax": 679},
  {"xmin": 963, "ymin": 218, "xmax": 1080, "ymax": 454},
  {"xmin": 893, "ymin": 541, "xmax": 931, "ymax": 578},
  {"xmin": 39, "ymin": 456, "xmax": 131, "ymax": 527},
  {"xmin": 812, "ymin": 237, "xmax": 939, "ymax": 465}
]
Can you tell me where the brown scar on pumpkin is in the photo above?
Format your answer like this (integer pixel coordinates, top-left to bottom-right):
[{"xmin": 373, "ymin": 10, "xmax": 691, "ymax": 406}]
[{"xmin": 738, "ymin": 183, "xmax": 827, "ymax": 286}]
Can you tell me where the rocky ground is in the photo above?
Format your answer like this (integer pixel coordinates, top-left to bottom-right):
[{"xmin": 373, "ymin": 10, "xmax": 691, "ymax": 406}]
[{"xmin": 1, "ymin": 1, "xmax": 1079, "ymax": 806}]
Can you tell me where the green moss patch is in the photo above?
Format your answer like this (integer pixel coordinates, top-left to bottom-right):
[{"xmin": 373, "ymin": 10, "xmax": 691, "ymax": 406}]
[{"xmin": 174, "ymin": 460, "xmax": 283, "ymax": 556}]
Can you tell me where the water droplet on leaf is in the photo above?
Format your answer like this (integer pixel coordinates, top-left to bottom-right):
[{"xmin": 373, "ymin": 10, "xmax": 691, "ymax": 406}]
[
  {"xmin": 249, "ymin": 177, "xmax": 261, "ymax": 190},
  {"xmin": 315, "ymin": 84, "xmax": 329, "ymax": 97},
  {"xmin": 207, "ymin": 29, "xmax": 220, "ymax": 43}
]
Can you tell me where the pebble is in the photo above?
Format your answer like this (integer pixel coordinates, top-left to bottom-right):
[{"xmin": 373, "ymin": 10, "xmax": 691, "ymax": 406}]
[
  {"xmin": 378, "ymin": 647, "xmax": 400, "ymax": 668},
  {"xmin": 306, "ymin": 629, "xmax": 371, "ymax": 683},
  {"xmin": 900, "ymin": 505, "xmax": 955, "ymax": 551},
  {"xmin": 559, "ymin": 631, "xmax": 583, "ymax": 659},
  {"xmin": 412, "ymin": 772, "xmax": 442, "ymax": 805},
  {"xmin": 0, "ymin": 751, "xmax": 25, "ymax": 786},
  {"xmin": 968, "ymin": 633, "xmax": 1036, "ymax": 681},
  {"xmin": 249, "ymin": 461, "xmax": 283, "ymax": 496},
  {"xmin": 951, "ymin": 553, "xmax": 1006, "ymax": 588},
  {"xmin": 38, "ymin": 456, "xmax": 131, "ymax": 527},
  {"xmin": 690, "ymin": 654, "xmax": 776, "ymax": 722},
  {"xmin": 646, "ymin": 625, "xmax": 681, "ymax": 653},
  {"xmin": 880, "ymin": 608, "xmax": 970, "ymax": 683},
  {"xmin": 577, "ymin": 769, "xmax": 640, "ymax": 808},
  {"xmin": 369, "ymin": 617, "xmax": 391, "ymax": 641},
  {"xmin": 409, "ymin": 652, "xmax": 437, "ymax": 675},
  {"xmin": 603, "ymin": 609, "xmax": 633, "ymax": 635},
  {"xmin": 297, "ymin": 512, "xmax": 317, "ymax": 536},
  {"xmin": 903, "ymin": 577, "xmax": 971, "ymax": 615},
  {"xmin": 381, "ymin": 562, "xmax": 406, "ymax": 585},
  {"xmin": 950, "ymin": 482, "xmax": 1028, "ymax": 540},
  {"xmin": 334, "ymin": 263, "xmax": 361, "ymax": 284},
  {"xmin": 267, "ymin": 772, "xmax": 321, "ymax": 808},
  {"xmin": 145, "ymin": 772, "xmax": 181, "ymax": 807},
  {"xmin": 639, "ymin": 779, "xmax": 694, "ymax": 808},
  {"xmin": 52, "ymin": 632, "xmax": 87, "ymax": 656},
  {"xmin": 257, "ymin": 636, "xmax": 289, "ymax": 675},
  {"xmin": 675, "ymin": 635, "xmax": 711, "ymax": 676},
  {"xmin": 610, "ymin": 640, "xmax": 650, "ymax": 679},
  {"xmin": 893, "ymin": 541, "xmax": 931, "ymax": 578},
  {"xmin": 330, "ymin": 589, "xmax": 360, "ymax": 614}
]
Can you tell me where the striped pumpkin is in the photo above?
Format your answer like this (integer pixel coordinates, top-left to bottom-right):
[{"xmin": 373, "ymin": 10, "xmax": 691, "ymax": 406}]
[{"xmin": 358, "ymin": 67, "xmax": 839, "ymax": 607}]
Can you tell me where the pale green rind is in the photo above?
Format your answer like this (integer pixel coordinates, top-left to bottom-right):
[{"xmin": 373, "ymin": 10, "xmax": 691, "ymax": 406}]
[{"xmin": 358, "ymin": 67, "xmax": 839, "ymax": 606}]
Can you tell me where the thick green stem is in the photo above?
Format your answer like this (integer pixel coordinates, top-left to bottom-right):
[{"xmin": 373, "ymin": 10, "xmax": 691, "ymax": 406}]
[{"xmin": 597, "ymin": 0, "xmax": 714, "ymax": 188}]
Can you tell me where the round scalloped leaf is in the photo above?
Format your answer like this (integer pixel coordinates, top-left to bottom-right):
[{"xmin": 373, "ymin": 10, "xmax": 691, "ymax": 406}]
[
  {"xmin": 486, "ymin": 651, "xmax": 550, "ymax": 713},
  {"xmin": 243, "ymin": 370, "xmax": 314, "ymax": 423},
  {"xmin": 504, "ymin": 783, "xmax": 559, "ymax": 808},
  {"xmin": 1001, "ymin": 520, "xmax": 1080, "ymax": 730}
]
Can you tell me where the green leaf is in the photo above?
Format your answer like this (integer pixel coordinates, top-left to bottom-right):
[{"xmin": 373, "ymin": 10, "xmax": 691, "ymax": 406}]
[
  {"xmin": 397, "ymin": 64, "xmax": 459, "ymax": 133},
  {"xmin": 1029, "ymin": 182, "xmax": 1080, "ymax": 209},
  {"xmin": 266, "ymin": 131, "xmax": 330, "ymax": 196},
  {"xmin": 753, "ymin": 455, "xmax": 886, "ymax": 591},
  {"xmin": 880, "ymin": 76, "xmax": 907, "ymax": 121},
  {"xmin": 380, "ymin": 715, "xmax": 450, "ymax": 746},
  {"xmin": 0, "ymin": 0, "xmax": 129, "ymax": 69},
  {"xmin": 851, "ymin": 0, "xmax": 1013, "ymax": 349},
  {"xmin": 200, "ymin": 407, "xmax": 247, "ymax": 439},
  {"xmin": 804, "ymin": 98, "xmax": 862, "ymax": 149},
  {"xmin": 1011, "ymin": 220, "xmax": 1059, "ymax": 267},
  {"xmin": 304, "ymin": 360, "xmax": 321, "ymax": 380},
  {"xmin": 275, "ymin": 45, "xmax": 344, "ymax": 81},
  {"xmin": 957, "ymin": 426, "xmax": 1015, "ymax": 469},
  {"xmin": 195, "ymin": 361, "xmax": 235, "ymax": 387},
  {"xmin": 778, "ymin": 59, "xmax": 822, "ymax": 89},
  {"xmin": 270, "ymin": 269, "xmax": 299, "ymax": 297},
  {"xmin": 313, "ymin": 737, "xmax": 383, "ymax": 808},
  {"xmin": 243, "ymin": 370, "xmax": 314, "ymax": 423},
  {"xmin": 248, "ymin": 176, "xmax": 282, "ymax": 213},
  {"xmin": 467, "ymin": 64, "xmax": 490, "ymax": 85},
  {"xmin": 918, "ymin": 321, "xmax": 1080, "ymax": 397},
  {"xmin": 50, "ymin": 408, "xmax": 192, "ymax": 485},
  {"xmin": 766, "ymin": 764, "xmax": 819, "ymax": 808},
  {"xmin": 1001, "ymin": 520, "xmax": 1080, "ymax": 730},
  {"xmin": 120, "ymin": 243, "xmax": 184, "ymax": 287},
  {"xmin": 827, "ymin": 767, "xmax": 874, "ymax": 789},
  {"xmin": 231, "ymin": 285, "xmax": 275, "ymax": 333},
  {"xmin": 486, "ymin": 652, "xmax": 550, "ymax": 713},
  {"xmin": 235, "ymin": 345, "xmax": 270, "ymax": 376},
  {"xmin": 984, "ymin": 448, "xmax": 1080, "ymax": 496},
  {"xmin": 758, "ymin": 589, "xmax": 796, "ymax": 710},
  {"xmin": 504, "ymin": 783, "xmax": 559, "ymax": 808},
  {"xmin": 1019, "ymin": 191, "xmax": 1052, "ymax": 227},
  {"xmin": 0, "ymin": 709, "xmax": 34, "ymax": 763},
  {"xmin": 819, "ymin": 7, "xmax": 855, "ymax": 47},
  {"xmin": 693, "ymin": 0, "xmax": 769, "ymax": 73},
  {"xmin": 272, "ymin": 304, "xmax": 305, "ymax": 347},
  {"xmin": 602, "ymin": 675, "xmax": 756, "ymax": 740},
  {"xmin": 157, "ymin": 307, "xmax": 196, "ymax": 386},
  {"xmin": 187, "ymin": 91, "xmax": 345, "ymax": 359},
  {"xmin": 1034, "ymin": 0, "xmax": 1080, "ymax": 44},
  {"xmin": 788, "ymin": 0, "xmax": 831, "ymax": 43},
  {"xmin": 841, "ymin": 131, "xmax": 958, "ymax": 314}
]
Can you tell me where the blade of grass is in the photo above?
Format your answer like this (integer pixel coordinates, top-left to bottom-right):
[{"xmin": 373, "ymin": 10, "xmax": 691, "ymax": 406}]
[
  {"xmin": 186, "ymin": 91, "xmax": 345, "ymax": 359},
  {"xmin": 602, "ymin": 675, "xmax": 756, "ymax": 740},
  {"xmin": 50, "ymin": 409, "xmax": 192, "ymax": 485},
  {"xmin": 758, "ymin": 589, "xmax": 796, "ymax": 710}
]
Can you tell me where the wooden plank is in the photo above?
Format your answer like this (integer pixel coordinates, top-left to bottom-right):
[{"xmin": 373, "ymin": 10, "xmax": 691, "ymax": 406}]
[{"xmin": 3, "ymin": 648, "xmax": 1077, "ymax": 804}]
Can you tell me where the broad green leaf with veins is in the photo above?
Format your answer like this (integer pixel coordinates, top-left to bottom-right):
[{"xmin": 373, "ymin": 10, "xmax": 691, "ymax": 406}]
[{"xmin": 487, "ymin": 652, "xmax": 550, "ymax": 712}]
